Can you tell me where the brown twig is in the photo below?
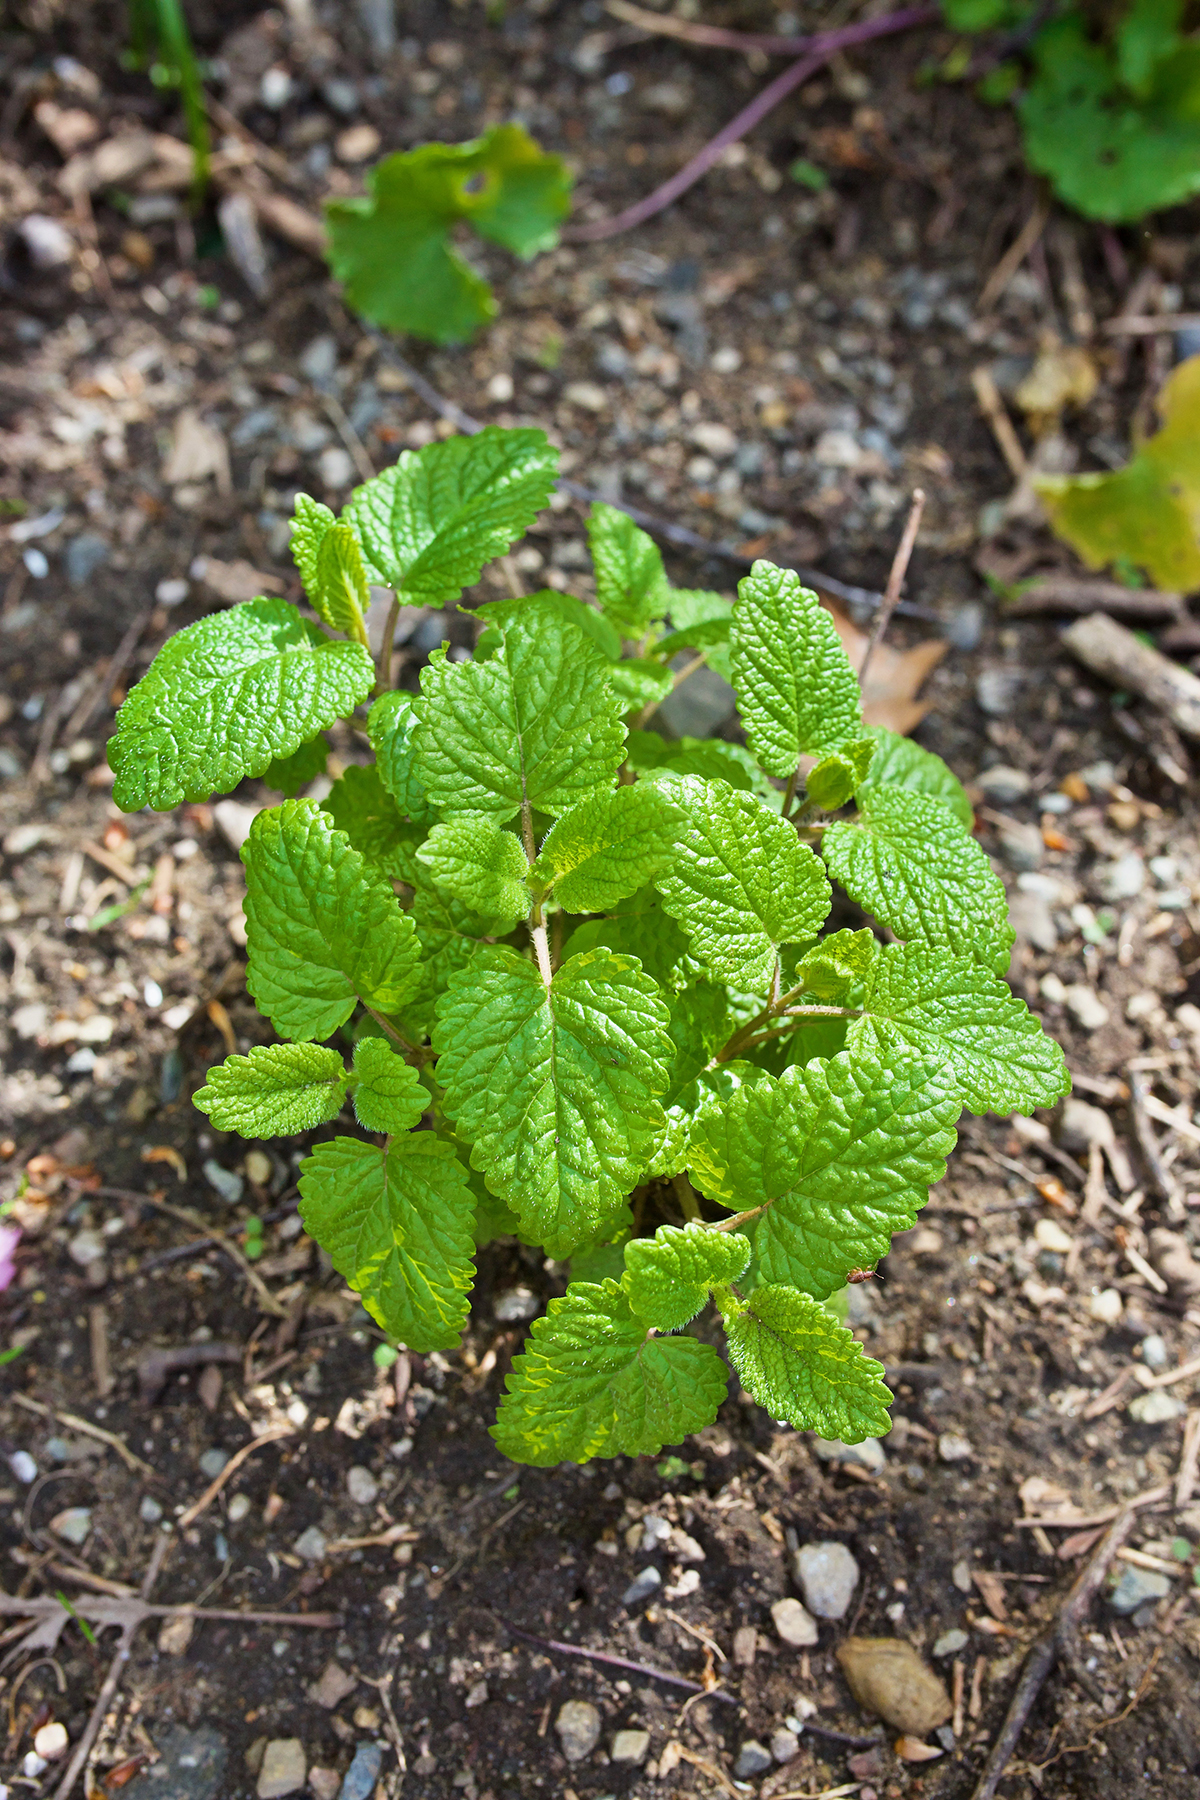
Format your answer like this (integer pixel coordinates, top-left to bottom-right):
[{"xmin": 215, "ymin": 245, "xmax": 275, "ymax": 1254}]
[
  {"xmin": 1175, "ymin": 1411, "xmax": 1200, "ymax": 1509},
  {"xmin": 137, "ymin": 1191, "xmax": 286, "ymax": 1317},
  {"xmin": 1101, "ymin": 312, "xmax": 1200, "ymax": 336},
  {"xmin": 1129, "ymin": 1071, "xmax": 1183, "ymax": 1219},
  {"xmin": 977, "ymin": 194, "xmax": 1051, "ymax": 315},
  {"xmin": 498, "ymin": 1616, "xmax": 738, "ymax": 1704},
  {"xmin": 604, "ymin": 0, "xmax": 821, "ymax": 53},
  {"xmin": 857, "ymin": 488, "xmax": 925, "ymax": 691},
  {"xmin": 177, "ymin": 1425, "xmax": 294, "ymax": 1530},
  {"xmin": 1003, "ymin": 579, "xmax": 1182, "ymax": 621},
  {"xmin": 11, "ymin": 1394, "xmax": 155, "ymax": 1480},
  {"xmin": 969, "ymin": 1507, "xmax": 1137, "ymax": 1800},
  {"xmin": 972, "ymin": 367, "xmax": 1028, "ymax": 480}
]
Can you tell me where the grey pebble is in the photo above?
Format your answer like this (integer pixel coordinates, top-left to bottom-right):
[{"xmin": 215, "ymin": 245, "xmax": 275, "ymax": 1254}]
[
  {"xmin": 202, "ymin": 1159, "xmax": 244, "ymax": 1205},
  {"xmin": 1141, "ymin": 1334, "xmax": 1169, "ymax": 1371},
  {"xmin": 338, "ymin": 1742, "xmax": 382, "ymax": 1800},
  {"xmin": 1109, "ymin": 1566, "xmax": 1171, "ymax": 1615},
  {"xmin": 734, "ymin": 1741, "xmax": 774, "ymax": 1778},
  {"xmin": 933, "ymin": 1628, "xmax": 969, "ymax": 1658},
  {"xmin": 555, "ymin": 1699, "xmax": 601, "ymax": 1763},
  {"xmin": 65, "ymin": 533, "xmax": 109, "ymax": 587},
  {"xmin": 793, "ymin": 1541, "xmax": 859, "ymax": 1620},
  {"xmin": 140, "ymin": 1495, "xmax": 164, "ymax": 1523},
  {"xmin": 294, "ymin": 1526, "xmax": 328, "ymax": 1562},
  {"xmin": 1128, "ymin": 1389, "xmax": 1187, "ymax": 1425},
  {"xmin": 621, "ymin": 1566, "xmax": 662, "ymax": 1607}
]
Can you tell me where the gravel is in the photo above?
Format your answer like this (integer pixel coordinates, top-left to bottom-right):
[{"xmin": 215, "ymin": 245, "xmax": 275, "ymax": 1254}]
[
  {"xmin": 771, "ymin": 1596, "xmax": 819, "ymax": 1647},
  {"xmin": 555, "ymin": 1700, "xmax": 601, "ymax": 1764},
  {"xmin": 793, "ymin": 1541, "xmax": 860, "ymax": 1620}
]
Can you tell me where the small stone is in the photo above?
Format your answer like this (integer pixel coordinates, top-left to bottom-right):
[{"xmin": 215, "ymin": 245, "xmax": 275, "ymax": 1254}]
[
  {"xmin": 836, "ymin": 1637, "xmax": 952, "ymax": 1735},
  {"xmin": 9, "ymin": 1451, "xmax": 37, "ymax": 1483},
  {"xmin": 975, "ymin": 765, "xmax": 1031, "ymax": 803},
  {"xmin": 1141, "ymin": 1333, "xmax": 1169, "ymax": 1371},
  {"xmin": 611, "ymin": 1728, "xmax": 650, "ymax": 1764},
  {"xmin": 732, "ymin": 1624, "xmax": 757, "ymax": 1666},
  {"xmin": 346, "ymin": 1465, "xmax": 378, "ymax": 1506},
  {"xmin": 486, "ymin": 371, "xmax": 514, "ymax": 403},
  {"xmin": 65, "ymin": 532, "xmax": 108, "ymax": 587},
  {"xmin": 335, "ymin": 124, "xmax": 381, "ymax": 163},
  {"xmin": 156, "ymin": 577, "xmax": 189, "ymax": 606},
  {"xmin": 622, "ymin": 1566, "xmax": 662, "ymax": 1606},
  {"xmin": 1149, "ymin": 1230, "xmax": 1200, "ymax": 1297},
  {"xmin": 1128, "ymin": 1389, "xmax": 1187, "ymax": 1425},
  {"xmin": 1088, "ymin": 1288, "xmax": 1123, "ymax": 1325},
  {"xmin": 640, "ymin": 1514, "xmax": 672, "ymax": 1551},
  {"xmin": 158, "ymin": 1612, "xmax": 195, "ymax": 1656},
  {"xmin": 148, "ymin": 1722, "xmax": 227, "ymax": 1799},
  {"xmin": 734, "ymin": 1740, "xmax": 774, "ymax": 1779},
  {"xmin": 228, "ymin": 1493, "xmax": 251, "ymax": 1523},
  {"xmin": 257, "ymin": 1738, "xmax": 306, "ymax": 1798},
  {"xmin": 294, "ymin": 1526, "xmax": 328, "ymax": 1562},
  {"xmin": 770, "ymin": 1727, "xmax": 800, "ymax": 1764},
  {"xmin": 68, "ymin": 1227, "xmax": 105, "ymax": 1266},
  {"xmin": 318, "ymin": 446, "xmax": 355, "ymax": 489},
  {"xmin": 308, "ymin": 1771, "xmax": 340, "ymax": 1800},
  {"xmin": 140, "ymin": 1495, "xmax": 163, "ymax": 1523},
  {"xmin": 938, "ymin": 1433, "xmax": 973, "ymax": 1464},
  {"xmin": 199, "ymin": 1448, "xmax": 230, "ymax": 1479},
  {"xmin": 33, "ymin": 1722, "xmax": 68, "ymax": 1761},
  {"xmin": 245, "ymin": 1149, "xmax": 273, "ymax": 1186},
  {"xmin": 555, "ymin": 1699, "xmax": 601, "ymax": 1763},
  {"xmin": 1034, "ymin": 1218, "xmax": 1073, "ymax": 1255},
  {"xmin": 793, "ymin": 1541, "xmax": 860, "ymax": 1620},
  {"xmin": 309, "ymin": 1661, "xmax": 357, "ymax": 1710},
  {"xmin": 1109, "ymin": 1566, "xmax": 1171, "ymax": 1615},
  {"xmin": 771, "ymin": 1597, "xmax": 819, "ymax": 1647},
  {"xmin": 23, "ymin": 1752, "xmax": 49, "ymax": 1779},
  {"xmin": 1098, "ymin": 853, "xmax": 1145, "ymax": 901},
  {"xmin": 465, "ymin": 1678, "xmax": 488, "ymax": 1708},
  {"xmin": 952, "ymin": 1559, "xmax": 973, "ymax": 1593},
  {"xmin": 214, "ymin": 799, "xmax": 262, "ymax": 853},
  {"xmin": 563, "ymin": 381, "xmax": 608, "ymax": 413},
  {"xmin": 203, "ymin": 1159, "xmax": 244, "ymax": 1205},
  {"xmin": 338, "ymin": 1742, "xmax": 382, "ymax": 1800},
  {"xmin": 997, "ymin": 818, "xmax": 1044, "ymax": 873},
  {"xmin": 933, "ymin": 1628, "xmax": 969, "ymax": 1658},
  {"xmin": 813, "ymin": 1435, "xmax": 886, "ymax": 1473},
  {"xmin": 493, "ymin": 1286, "xmax": 540, "ymax": 1321},
  {"xmin": 976, "ymin": 667, "xmax": 1020, "ymax": 716},
  {"xmin": 49, "ymin": 1506, "xmax": 92, "ymax": 1546},
  {"xmin": 1064, "ymin": 986, "xmax": 1110, "ymax": 1032},
  {"xmin": 690, "ymin": 421, "xmax": 738, "ymax": 459}
]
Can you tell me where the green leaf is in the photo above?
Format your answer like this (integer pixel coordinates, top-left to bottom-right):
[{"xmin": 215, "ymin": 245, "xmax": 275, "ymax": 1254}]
[
  {"xmin": 368, "ymin": 692, "xmax": 432, "ymax": 821},
  {"xmin": 689, "ymin": 1047, "xmax": 961, "ymax": 1300},
  {"xmin": 1036, "ymin": 354, "xmax": 1200, "ymax": 592},
  {"xmin": 608, "ymin": 658, "xmax": 674, "ymax": 715},
  {"xmin": 806, "ymin": 739, "xmax": 876, "ymax": 812},
  {"xmin": 1118, "ymin": 0, "xmax": 1184, "ymax": 93},
  {"xmin": 665, "ymin": 980, "xmax": 729, "ymax": 1099},
  {"xmin": 823, "ymin": 786, "xmax": 1013, "ymax": 974},
  {"xmin": 325, "ymin": 124, "xmax": 572, "ymax": 345},
  {"xmin": 290, "ymin": 496, "xmax": 369, "ymax": 640},
  {"xmin": 433, "ymin": 946, "xmax": 673, "ymax": 1257},
  {"xmin": 417, "ymin": 815, "xmax": 530, "ymax": 929},
  {"xmin": 655, "ymin": 777, "xmax": 831, "ymax": 989},
  {"xmin": 194, "ymin": 1043, "xmax": 349, "ymax": 1137},
  {"xmin": 108, "ymin": 600, "xmax": 373, "ymax": 812},
  {"xmin": 649, "ymin": 1059, "xmax": 769, "ymax": 1179},
  {"xmin": 588, "ymin": 503, "xmax": 669, "ymax": 635},
  {"xmin": 298, "ymin": 1134, "xmax": 475, "ymax": 1351},
  {"xmin": 731, "ymin": 561, "xmax": 862, "ymax": 776},
  {"xmin": 351, "ymin": 1036, "xmax": 429, "ymax": 1133},
  {"xmin": 858, "ymin": 726, "xmax": 973, "ymax": 829},
  {"xmin": 243, "ymin": 800, "xmax": 422, "ymax": 1042},
  {"xmin": 563, "ymin": 885, "xmax": 698, "ymax": 994},
  {"xmin": 263, "ymin": 733, "xmax": 329, "ymax": 797},
  {"xmin": 794, "ymin": 927, "xmax": 879, "ymax": 1001},
  {"xmin": 627, "ymin": 729, "xmax": 773, "ymax": 798},
  {"xmin": 850, "ymin": 942, "xmax": 1070, "ymax": 1115},
  {"xmin": 719, "ymin": 1284, "xmax": 892, "ymax": 1441},
  {"xmin": 535, "ymin": 784, "xmax": 682, "ymax": 913},
  {"xmin": 624, "ymin": 1223, "xmax": 751, "ymax": 1331},
  {"xmin": 402, "ymin": 878, "xmax": 499, "ymax": 1037},
  {"xmin": 322, "ymin": 764, "xmax": 425, "ymax": 883},
  {"xmin": 413, "ymin": 615, "xmax": 626, "ymax": 821},
  {"xmin": 472, "ymin": 589, "xmax": 621, "ymax": 664},
  {"xmin": 654, "ymin": 616, "xmax": 732, "ymax": 658},
  {"xmin": 665, "ymin": 588, "xmax": 734, "ymax": 681},
  {"xmin": 344, "ymin": 426, "xmax": 559, "ymax": 602},
  {"xmin": 492, "ymin": 1278, "xmax": 727, "ymax": 1465}
]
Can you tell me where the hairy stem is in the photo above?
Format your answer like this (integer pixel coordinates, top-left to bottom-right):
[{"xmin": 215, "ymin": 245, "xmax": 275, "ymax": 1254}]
[
  {"xmin": 710, "ymin": 1205, "xmax": 768, "ymax": 1233},
  {"xmin": 363, "ymin": 1004, "xmax": 427, "ymax": 1062},
  {"xmin": 520, "ymin": 796, "xmax": 553, "ymax": 987}
]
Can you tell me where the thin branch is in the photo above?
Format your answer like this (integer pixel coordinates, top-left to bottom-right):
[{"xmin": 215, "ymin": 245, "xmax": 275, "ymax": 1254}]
[
  {"xmin": 137, "ymin": 1192, "xmax": 286, "ymax": 1317},
  {"xmin": 176, "ymin": 1425, "xmax": 294, "ymax": 1530},
  {"xmin": 375, "ymin": 594, "xmax": 401, "ymax": 694},
  {"xmin": 605, "ymin": 0, "xmax": 823, "ymax": 53},
  {"xmin": 568, "ymin": 7, "xmax": 938, "ymax": 243},
  {"xmin": 498, "ymin": 1616, "xmax": 738, "ymax": 1705},
  {"xmin": 858, "ymin": 488, "xmax": 925, "ymax": 691}
]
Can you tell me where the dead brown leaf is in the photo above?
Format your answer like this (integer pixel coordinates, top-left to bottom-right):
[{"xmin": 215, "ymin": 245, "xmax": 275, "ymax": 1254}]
[{"xmin": 826, "ymin": 601, "xmax": 947, "ymax": 734}]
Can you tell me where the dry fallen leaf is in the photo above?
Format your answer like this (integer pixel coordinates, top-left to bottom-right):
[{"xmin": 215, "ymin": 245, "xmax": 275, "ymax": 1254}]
[
  {"xmin": 191, "ymin": 555, "xmax": 285, "ymax": 605},
  {"xmin": 141, "ymin": 1144, "xmax": 187, "ymax": 1181},
  {"xmin": 1015, "ymin": 336, "xmax": 1099, "ymax": 435},
  {"xmin": 163, "ymin": 408, "xmax": 231, "ymax": 493},
  {"xmin": 825, "ymin": 601, "xmax": 947, "ymax": 735},
  {"xmin": 894, "ymin": 1735, "xmax": 944, "ymax": 1762}
]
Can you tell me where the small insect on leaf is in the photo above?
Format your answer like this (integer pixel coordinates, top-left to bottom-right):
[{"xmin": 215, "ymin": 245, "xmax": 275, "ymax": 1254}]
[{"xmin": 845, "ymin": 1268, "xmax": 881, "ymax": 1285}]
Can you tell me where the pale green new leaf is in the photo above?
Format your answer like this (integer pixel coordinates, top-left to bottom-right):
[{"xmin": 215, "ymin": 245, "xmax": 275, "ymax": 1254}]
[
  {"xmin": 535, "ymin": 784, "xmax": 682, "ymax": 914},
  {"xmin": 850, "ymin": 942, "xmax": 1070, "ymax": 1115},
  {"xmin": 243, "ymin": 800, "xmax": 422, "ymax": 1042},
  {"xmin": 402, "ymin": 879, "xmax": 499, "ymax": 1037},
  {"xmin": 433, "ymin": 946, "xmax": 673, "ymax": 1257},
  {"xmin": 666, "ymin": 588, "xmax": 734, "ymax": 681},
  {"xmin": 413, "ymin": 616, "xmax": 626, "ymax": 821},
  {"xmin": 607, "ymin": 658, "xmax": 673, "ymax": 715},
  {"xmin": 627, "ymin": 729, "xmax": 774, "ymax": 798},
  {"xmin": 351, "ymin": 1037, "xmax": 429, "ymax": 1134},
  {"xmin": 193, "ymin": 1043, "xmax": 349, "ymax": 1137},
  {"xmin": 588, "ymin": 503, "xmax": 669, "ymax": 635},
  {"xmin": 624, "ymin": 1223, "xmax": 751, "ymax": 1331},
  {"xmin": 689, "ymin": 1047, "xmax": 961, "ymax": 1300},
  {"xmin": 730, "ymin": 562, "xmax": 862, "ymax": 776},
  {"xmin": 649, "ymin": 1058, "xmax": 769, "ymax": 1180},
  {"xmin": 108, "ymin": 599, "xmax": 373, "ymax": 812},
  {"xmin": 473, "ymin": 590, "xmax": 621, "ymax": 663},
  {"xmin": 858, "ymin": 725, "xmax": 973, "ymax": 829},
  {"xmin": 343, "ymin": 426, "xmax": 558, "ymax": 602},
  {"xmin": 806, "ymin": 738, "xmax": 876, "ymax": 811},
  {"xmin": 368, "ymin": 692, "xmax": 432, "ymax": 821},
  {"xmin": 298, "ymin": 1134, "xmax": 475, "ymax": 1351},
  {"xmin": 720, "ymin": 1284, "xmax": 892, "ymax": 1441},
  {"xmin": 823, "ymin": 787, "xmax": 1013, "ymax": 974},
  {"xmin": 417, "ymin": 815, "xmax": 530, "ymax": 929},
  {"xmin": 492, "ymin": 1278, "xmax": 727, "ymax": 1465},
  {"xmin": 794, "ymin": 927, "xmax": 880, "ymax": 1001},
  {"xmin": 289, "ymin": 495, "xmax": 368, "ymax": 639},
  {"xmin": 655, "ymin": 777, "xmax": 831, "ymax": 989},
  {"xmin": 322, "ymin": 764, "xmax": 425, "ymax": 883}
]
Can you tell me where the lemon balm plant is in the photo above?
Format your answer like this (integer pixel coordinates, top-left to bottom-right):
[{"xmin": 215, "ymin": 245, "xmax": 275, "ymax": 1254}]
[{"xmin": 107, "ymin": 426, "xmax": 1068, "ymax": 1467}]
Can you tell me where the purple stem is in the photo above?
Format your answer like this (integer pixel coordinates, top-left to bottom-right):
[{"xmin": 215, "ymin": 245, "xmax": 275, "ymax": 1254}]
[{"xmin": 568, "ymin": 6, "xmax": 938, "ymax": 244}]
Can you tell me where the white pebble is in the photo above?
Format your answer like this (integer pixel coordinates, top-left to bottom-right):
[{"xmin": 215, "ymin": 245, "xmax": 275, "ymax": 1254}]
[
  {"xmin": 1034, "ymin": 1218, "xmax": 1073, "ymax": 1255},
  {"xmin": 33, "ymin": 1723, "xmax": 68, "ymax": 1761},
  {"xmin": 1088, "ymin": 1288, "xmax": 1123, "ymax": 1324}
]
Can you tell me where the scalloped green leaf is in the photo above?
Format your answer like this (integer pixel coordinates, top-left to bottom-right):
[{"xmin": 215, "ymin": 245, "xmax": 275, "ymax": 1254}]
[
  {"xmin": 322, "ymin": 763, "xmax": 425, "ymax": 883},
  {"xmin": 351, "ymin": 1036, "xmax": 429, "ymax": 1134},
  {"xmin": 289, "ymin": 495, "xmax": 369, "ymax": 641},
  {"xmin": 263, "ymin": 733, "xmax": 329, "ymax": 798},
  {"xmin": 719, "ymin": 1284, "xmax": 892, "ymax": 1441},
  {"xmin": 793, "ymin": 927, "xmax": 880, "ymax": 1001},
  {"xmin": 588, "ymin": 502, "xmax": 669, "ymax": 635},
  {"xmin": 858, "ymin": 726, "xmax": 972, "ymax": 829},
  {"xmin": 535, "ymin": 784, "xmax": 682, "ymax": 914},
  {"xmin": 624, "ymin": 1223, "xmax": 751, "ymax": 1331},
  {"xmin": 731, "ymin": 561, "xmax": 862, "ymax": 777},
  {"xmin": 473, "ymin": 589, "xmax": 621, "ymax": 663},
  {"xmin": 806, "ymin": 739, "xmax": 876, "ymax": 812},
  {"xmin": 416, "ymin": 815, "xmax": 530, "ymax": 929},
  {"xmin": 193, "ymin": 1043, "xmax": 349, "ymax": 1137},
  {"xmin": 562, "ymin": 885, "xmax": 698, "ymax": 995},
  {"xmin": 367, "ymin": 691, "xmax": 433, "ymax": 821}
]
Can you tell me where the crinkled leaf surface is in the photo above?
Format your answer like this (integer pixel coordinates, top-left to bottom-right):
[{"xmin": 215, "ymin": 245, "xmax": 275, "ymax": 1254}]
[
  {"xmin": 607, "ymin": 657, "xmax": 674, "ymax": 715},
  {"xmin": 587, "ymin": 503, "xmax": 669, "ymax": 635},
  {"xmin": 298, "ymin": 1134, "xmax": 475, "ymax": 1351},
  {"xmin": 720, "ymin": 1284, "xmax": 892, "ymax": 1441},
  {"xmin": 194, "ymin": 1043, "xmax": 348, "ymax": 1137},
  {"xmin": 368, "ymin": 691, "xmax": 431, "ymax": 821},
  {"xmin": 823, "ymin": 786, "xmax": 1012, "ymax": 974},
  {"xmin": 322, "ymin": 763, "xmax": 425, "ymax": 883},
  {"xmin": 850, "ymin": 942, "xmax": 1070, "ymax": 1116},
  {"xmin": 413, "ymin": 615, "xmax": 625, "ymax": 821},
  {"xmin": 664, "ymin": 980, "xmax": 729, "ymax": 1100},
  {"xmin": 264, "ymin": 733, "xmax": 329, "ymax": 797},
  {"xmin": 857, "ymin": 725, "xmax": 973, "ymax": 829},
  {"xmin": 344, "ymin": 427, "xmax": 558, "ymax": 601},
  {"xmin": 563, "ymin": 886, "xmax": 697, "ymax": 994},
  {"xmin": 806, "ymin": 739, "xmax": 876, "ymax": 812},
  {"xmin": 1036, "ymin": 354, "xmax": 1200, "ymax": 592},
  {"xmin": 535, "ymin": 784, "xmax": 682, "ymax": 914},
  {"xmin": 689, "ymin": 1047, "xmax": 961, "ymax": 1300},
  {"xmin": 289, "ymin": 495, "xmax": 368, "ymax": 639},
  {"xmin": 794, "ymin": 927, "xmax": 880, "ymax": 1001},
  {"xmin": 417, "ymin": 815, "xmax": 530, "ymax": 929},
  {"xmin": 474, "ymin": 590, "xmax": 621, "ymax": 663},
  {"xmin": 492, "ymin": 1278, "xmax": 727, "ymax": 1465},
  {"xmin": 433, "ymin": 946, "xmax": 672, "ymax": 1257},
  {"xmin": 402, "ymin": 879, "xmax": 498, "ymax": 1037},
  {"xmin": 624, "ymin": 1223, "xmax": 751, "ymax": 1331},
  {"xmin": 351, "ymin": 1036, "xmax": 429, "ymax": 1134},
  {"xmin": 628, "ymin": 729, "xmax": 773, "ymax": 797},
  {"xmin": 243, "ymin": 800, "xmax": 422, "ymax": 1042},
  {"xmin": 650, "ymin": 1057, "xmax": 770, "ymax": 1181},
  {"xmin": 655, "ymin": 777, "xmax": 831, "ymax": 989},
  {"xmin": 108, "ymin": 600, "xmax": 372, "ymax": 812},
  {"xmin": 731, "ymin": 562, "xmax": 862, "ymax": 776}
]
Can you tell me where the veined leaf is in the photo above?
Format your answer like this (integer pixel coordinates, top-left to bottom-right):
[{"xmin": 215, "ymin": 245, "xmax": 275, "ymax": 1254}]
[
  {"xmin": 290, "ymin": 495, "xmax": 369, "ymax": 640},
  {"xmin": 624, "ymin": 1223, "xmax": 751, "ymax": 1331},
  {"xmin": 608, "ymin": 657, "xmax": 674, "ymax": 715},
  {"xmin": 666, "ymin": 587, "xmax": 734, "ymax": 681},
  {"xmin": 627, "ymin": 728, "xmax": 773, "ymax": 797},
  {"xmin": 433, "ymin": 946, "xmax": 673, "ymax": 1257},
  {"xmin": 402, "ymin": 878, "xmax": 500, "ymax": 1037},
  {"xmin": 344, "ymin": 426, "xmax": 559, "ymax": 602},
  {"xmin": 492, "ymin": 1278, "xmax": 727, "ymax": 1465},
  {"xmin": 588, "ymin": 503, "xmax": 669, "ymax": 635},
  {"xmin": 351, "ymin": 1036, "xmax": 429, "ymax": 1134},
  {"xmin": 689, "ymin": 1046, "xmax": 961, "ymax": 1300},
  {"xmin": 368, "ymin": 691, "xmax": 432, "ymax": 821},
  {"xmin": 563, "ymin": 885, "xmax": 698, "ymax": 994},
  {"xmin": 649, "ymin": 1058, "xmax": 771, "ymax": 1181},
  {"xmin": 298, "ymin": 1134, "xmax": 475, "ymax": 1350},
  {"xmin": 794, "ymin": 927, "xmax": 880, "ymax": 1001},
  {"xmin": 823, "ymin": 786, "xmax": 1013, "ymax": 974},
  {"xmin": 473, "ymin": 589, "xmax": 621, "ymax": 663},
  {"xmin": 857, "ymin": 726, "xmax": 973, "ymax": 829},
  {"xmin": 263, "ymin": 733, "xmax": 329, "ymax": 798},
  {"xmin": 654, "ymin": 616, "xmax": 732, "ymax": 658},
  {"xmin": 655, "ymin": 776, "xmax": 831, "ymax": 989},
  {"xmin": 731, "ymin": 561, "xmax": 862, "ymax": 776},
  {"xmin": 664, "ymin": 980, "xmax": 729, "ymax": 1099},
  {"xmin": 850, "ymin": 942, "xmax": 1070, "ymax": 1115},
  {"xmin": 535, "ymin": 784, "xmax": 682, "ymax": 913},
  {"xmin": 417, "ymin": 815, "xmax": 530, "ymax": 929},
  {"xmin": 108, "ymin": 599, "xmax": 373, "ymax": 812},
  {"xmin": 194, "ymin": 1043, "xmax": 348, "ymax": 1137},
  {"xmin": 719, "ymin": 1284, "xmax": 892, "ymax": 1441},
  {"xmin": 806, "ymin": 739, "xmax": 876, "ymax": 812},
  {"xmin": 322, "ymin": 764, "xmax": 425, "ymax": 883},
  {"xmin": 243, "ymin": 800, "xmax": 422, "ymax": 1042},
  {"xmin": 413, "ymin": 615, "xmax": 626, "ymax": 822}
]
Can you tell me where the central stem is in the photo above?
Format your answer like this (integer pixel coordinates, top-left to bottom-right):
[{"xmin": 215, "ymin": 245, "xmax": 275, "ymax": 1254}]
[{"xmin": 521, "ymin": 797, "xmax": 553, "ymax": 989}]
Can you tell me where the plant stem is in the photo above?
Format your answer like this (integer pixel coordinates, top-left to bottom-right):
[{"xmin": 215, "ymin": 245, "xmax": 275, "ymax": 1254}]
[
  {"xmin": 781, "ymin": 764, "xmax": 800, "ymax": 818},
  {"xmin": 672, "ymin": 1175, "xmax": 701, "ymax": 1223},
  {"xmin": 363, "ymin": 1005, "xmax": 425, "ymax": 1061},
  {"xmin": 374, "ymin": 595, "xmax": 401, "ymax": 694},
  {"xmin": 858, "ymin": 488, "xmax": 926, "ymax": 691},
  {"xmin": 710, "ymin": 1205, "xmax": 768, "ymax": 1233},
  {"xmin": 520, "ymin": 797, "xmax": 553, "ymax": 987}
]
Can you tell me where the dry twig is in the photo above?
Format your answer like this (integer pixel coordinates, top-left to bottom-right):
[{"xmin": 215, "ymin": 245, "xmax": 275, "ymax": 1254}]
[
  {"xmin": 858, "ymin": 489, "xmax": 925, "ymax": 690},
  {"xmin": 977, "ymin": 195, "xmax": 1051, "ymax": 314},
  {"xmin": 11, "ymin": 1394, "xmax": 155, "ymax": 1479},
  {"xmin": 499, "ymin": 1616, "xmax": 738, "ymax": 1704},
  {"xmin": 176, "ymin": 1425, "xmax": 294, "ymax": 1529}
]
